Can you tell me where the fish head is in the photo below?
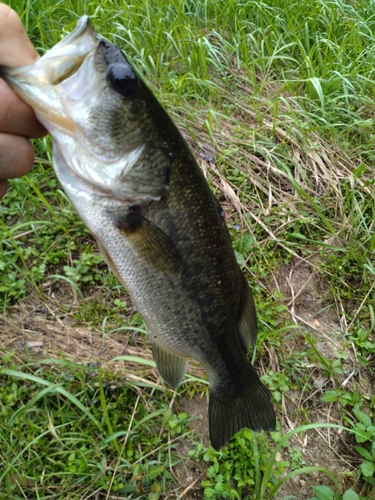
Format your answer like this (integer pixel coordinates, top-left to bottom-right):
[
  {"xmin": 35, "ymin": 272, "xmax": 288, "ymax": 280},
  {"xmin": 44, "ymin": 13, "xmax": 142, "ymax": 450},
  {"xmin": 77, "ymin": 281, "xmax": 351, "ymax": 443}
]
[{"xmin": 0, "ymin": 16, "xmax": 172, "ymax": 203}]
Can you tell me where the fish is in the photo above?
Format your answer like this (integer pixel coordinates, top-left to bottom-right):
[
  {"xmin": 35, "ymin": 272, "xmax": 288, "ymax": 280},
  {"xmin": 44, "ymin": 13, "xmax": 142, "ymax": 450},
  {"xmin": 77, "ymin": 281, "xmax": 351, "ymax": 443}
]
[{"xmin": 0, "ymin": 16, "xmax": 276, "ymax": 450}]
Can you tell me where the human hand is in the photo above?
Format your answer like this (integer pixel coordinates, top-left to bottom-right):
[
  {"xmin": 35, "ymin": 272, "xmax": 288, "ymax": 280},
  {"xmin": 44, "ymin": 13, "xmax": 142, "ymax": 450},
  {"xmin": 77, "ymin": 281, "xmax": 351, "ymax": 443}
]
[{"xmin": 0, "ymin": 4, "xmax": 47, "ymax": 200}]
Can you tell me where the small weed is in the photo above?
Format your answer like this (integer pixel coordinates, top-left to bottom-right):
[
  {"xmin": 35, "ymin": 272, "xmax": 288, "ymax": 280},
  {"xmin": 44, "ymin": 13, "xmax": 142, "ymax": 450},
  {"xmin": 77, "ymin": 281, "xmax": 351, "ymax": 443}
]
[
  {"xmin": 351, "ymin": 407, "xmax": 375, "ymax": 487},
  {"xmin": 310, "ymin": 485, "xmax": 361, "ymax": 500},
  {"xmin": 355, "ymin": 443, "xmax": 375, "ymax": 486},
  {"xmin": 62, "ymin": 252, "xmax": 104, "ymax": 285},
  {"xmin": 322, "ymin": 389, "xmax": 361, "ymax": 409},
  {"xmin": 264, "ymin": 370, "xmax": 291, "ymax": 404}
]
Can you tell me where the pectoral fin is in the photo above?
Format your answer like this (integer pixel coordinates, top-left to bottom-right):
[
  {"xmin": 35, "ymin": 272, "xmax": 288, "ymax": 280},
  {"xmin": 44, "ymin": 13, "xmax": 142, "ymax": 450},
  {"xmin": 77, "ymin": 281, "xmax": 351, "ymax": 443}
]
[
  {"xmin": 116, "ymin": 208, "xmax": 182, "ymax": 273},
  {"xmin": 149, "ymin": 333, "xmax": 188, "ymax": 389}
]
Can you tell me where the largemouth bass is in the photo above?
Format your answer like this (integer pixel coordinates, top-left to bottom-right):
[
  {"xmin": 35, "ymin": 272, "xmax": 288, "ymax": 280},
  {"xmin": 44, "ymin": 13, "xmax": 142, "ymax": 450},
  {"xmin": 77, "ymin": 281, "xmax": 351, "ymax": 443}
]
[{"xmin": 0, "ymin": 16, "xmax": 275, "ymax": 449}]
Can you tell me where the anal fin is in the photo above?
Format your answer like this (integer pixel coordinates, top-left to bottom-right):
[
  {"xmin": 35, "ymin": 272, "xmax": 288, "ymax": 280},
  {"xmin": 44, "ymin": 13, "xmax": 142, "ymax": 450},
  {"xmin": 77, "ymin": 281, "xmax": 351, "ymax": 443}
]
[{"xmin": 149, "ymin": 334, "xmax": 188, "ymax": 389}]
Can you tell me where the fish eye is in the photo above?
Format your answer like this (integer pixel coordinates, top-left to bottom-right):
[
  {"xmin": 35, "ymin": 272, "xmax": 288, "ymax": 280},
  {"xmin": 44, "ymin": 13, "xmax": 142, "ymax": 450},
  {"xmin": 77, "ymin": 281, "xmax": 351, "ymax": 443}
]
[{"xmin": 108, "ymin": 64, "xmax": 137, "ymax": 97}]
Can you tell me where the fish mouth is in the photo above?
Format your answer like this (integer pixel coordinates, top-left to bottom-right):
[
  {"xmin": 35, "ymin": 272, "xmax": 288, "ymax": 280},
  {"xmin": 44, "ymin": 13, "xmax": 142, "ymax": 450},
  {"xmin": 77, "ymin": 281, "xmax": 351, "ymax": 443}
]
[
  {"xmin": 0, "ymin": 16, "xmax": 99, "ymax": 132},
  {"xmin": 42, "ymin": 16, "xmax": 99, "ymax": 85}
]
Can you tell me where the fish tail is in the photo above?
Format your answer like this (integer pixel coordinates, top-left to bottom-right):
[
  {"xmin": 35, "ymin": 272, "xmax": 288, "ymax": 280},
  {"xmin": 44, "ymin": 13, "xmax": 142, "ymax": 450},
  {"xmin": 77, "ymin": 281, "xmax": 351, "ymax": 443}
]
[{"xmin": 208, "ymin": 374, "xmax": 275, "ymax": 450}]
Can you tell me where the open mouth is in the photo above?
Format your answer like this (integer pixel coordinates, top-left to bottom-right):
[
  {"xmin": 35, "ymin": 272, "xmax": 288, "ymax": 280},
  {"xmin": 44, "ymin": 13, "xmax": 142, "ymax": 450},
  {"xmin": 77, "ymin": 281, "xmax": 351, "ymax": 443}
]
[
  {"xmin": 0, "ymin": 16, "xmax": 100, "ymax": 133},
  {"xmin": 42, "ymin": 16, "xmax": 99, "ymax": 85}
]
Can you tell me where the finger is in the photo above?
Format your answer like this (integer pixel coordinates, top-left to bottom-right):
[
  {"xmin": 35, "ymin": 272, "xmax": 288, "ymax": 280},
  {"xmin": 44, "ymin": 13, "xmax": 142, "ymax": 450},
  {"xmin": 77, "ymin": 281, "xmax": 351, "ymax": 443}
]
[
  {"xmin": 0, "ymin": 5, "xmax": 39, "ymax": 66},
  {"xmin": 0, "ymin": 79, "xmax": 46, "ymax": 137},
  {"xmin": 0, "ymin": 133, "xmax": 35, "ymax": 180}
]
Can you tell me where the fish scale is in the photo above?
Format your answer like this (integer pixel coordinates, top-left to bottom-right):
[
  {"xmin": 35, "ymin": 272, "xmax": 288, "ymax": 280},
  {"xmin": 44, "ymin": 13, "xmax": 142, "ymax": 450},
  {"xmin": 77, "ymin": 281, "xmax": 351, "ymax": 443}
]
[{"xmin": 0, "ymin": 15, "xmax": 276, "ymax": 450}]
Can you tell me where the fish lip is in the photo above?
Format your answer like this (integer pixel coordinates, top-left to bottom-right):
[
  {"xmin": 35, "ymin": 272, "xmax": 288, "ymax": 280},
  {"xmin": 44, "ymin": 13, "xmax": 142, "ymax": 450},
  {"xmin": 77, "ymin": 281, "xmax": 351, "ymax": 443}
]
[{"xmin": 54, "ymin": 16, "xmax": 94, "ymax": 50}]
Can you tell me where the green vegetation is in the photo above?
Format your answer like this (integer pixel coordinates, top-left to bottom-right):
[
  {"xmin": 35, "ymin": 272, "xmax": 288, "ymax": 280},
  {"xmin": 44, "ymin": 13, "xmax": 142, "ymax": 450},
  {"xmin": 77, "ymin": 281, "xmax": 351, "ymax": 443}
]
[{"xmin": 1, "ymin": 0, "xmax": 375, "ymax": 498}]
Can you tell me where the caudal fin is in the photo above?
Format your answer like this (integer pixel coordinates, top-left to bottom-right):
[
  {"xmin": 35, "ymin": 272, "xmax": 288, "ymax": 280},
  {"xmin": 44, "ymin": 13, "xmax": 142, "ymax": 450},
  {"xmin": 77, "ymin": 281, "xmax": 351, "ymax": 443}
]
[{"xmin": 208, "ymin": 377, "xmax": 275, "ymax": 450}]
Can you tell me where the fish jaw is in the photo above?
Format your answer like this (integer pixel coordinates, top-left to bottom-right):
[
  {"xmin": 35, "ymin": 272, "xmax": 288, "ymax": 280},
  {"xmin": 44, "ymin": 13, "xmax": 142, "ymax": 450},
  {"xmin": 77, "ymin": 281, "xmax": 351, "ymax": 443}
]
[{"xmin": 0, "ymin": 16, "xmax": 99, "ymax": 134}]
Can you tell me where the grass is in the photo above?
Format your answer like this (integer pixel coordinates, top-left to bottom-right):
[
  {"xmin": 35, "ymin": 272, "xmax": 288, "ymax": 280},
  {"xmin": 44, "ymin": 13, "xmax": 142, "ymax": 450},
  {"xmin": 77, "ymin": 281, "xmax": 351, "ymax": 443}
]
[{"xmin": 1, "ymin": 0, "xmax": 375, "ymax": 498}]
